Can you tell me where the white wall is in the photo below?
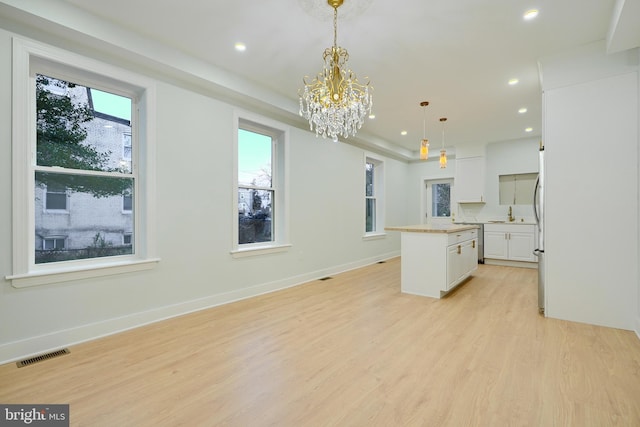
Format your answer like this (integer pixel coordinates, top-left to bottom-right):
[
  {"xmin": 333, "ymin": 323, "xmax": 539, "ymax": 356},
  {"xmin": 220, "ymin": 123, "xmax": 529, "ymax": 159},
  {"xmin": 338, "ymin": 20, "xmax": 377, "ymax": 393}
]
[
  {"xmin": 540, "ymin": 43, "xmax": 639, "ymax": 331},
  {"xmin": 0, "ymin": 26, "xmax": 407, "ymax": 363}
]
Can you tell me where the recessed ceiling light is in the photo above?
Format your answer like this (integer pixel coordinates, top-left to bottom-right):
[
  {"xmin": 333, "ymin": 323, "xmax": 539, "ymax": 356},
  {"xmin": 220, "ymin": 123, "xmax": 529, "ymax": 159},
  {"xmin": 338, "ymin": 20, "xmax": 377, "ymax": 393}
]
[
  {"xmin": 369, "ymin": 114, "xmax": 376, "ymax": 119},
  {"xmin": 518, "ymin": 107, "xmax": 527, "ymax": 114},
  {"xmin": 525, "ymin": 127, "xmax": 533, "ymax": 132},
  {"xmin": 524, "ymin": 9, "xmax": 539, "ymax": 20},
  {"xmin": 508, "ymin": 78, "xmax": 519, "ymax": 85},
  {"xmin": 234, "ymin": 42, "xmax": 246, "ymax": 52},
  {"xmin": 401, "ymin": 130, "xmax": 408, "ymax": 136}
]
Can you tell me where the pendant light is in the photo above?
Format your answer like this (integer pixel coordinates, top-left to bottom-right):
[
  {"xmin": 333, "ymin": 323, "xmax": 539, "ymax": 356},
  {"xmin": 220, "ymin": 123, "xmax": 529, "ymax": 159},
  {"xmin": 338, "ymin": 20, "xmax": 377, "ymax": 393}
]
[
  {"xmin": 419, "ymin": 101, "xmax": 429, "ymax": 160},
  {"xmin": 439, "ymin": 117, "xmax": 448, "ymax": 168}
]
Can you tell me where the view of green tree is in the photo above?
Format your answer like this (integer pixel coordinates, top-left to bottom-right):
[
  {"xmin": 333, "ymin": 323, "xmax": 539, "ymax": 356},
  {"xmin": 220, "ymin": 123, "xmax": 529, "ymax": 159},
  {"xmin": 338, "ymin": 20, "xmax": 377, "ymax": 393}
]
[
  {"xmin": 436, "ymin": 184, "xmax": 451, "ymax": 217},
  {"xmin": 36, "ymin": 74, "xmax": 131, "ymax": 197}
]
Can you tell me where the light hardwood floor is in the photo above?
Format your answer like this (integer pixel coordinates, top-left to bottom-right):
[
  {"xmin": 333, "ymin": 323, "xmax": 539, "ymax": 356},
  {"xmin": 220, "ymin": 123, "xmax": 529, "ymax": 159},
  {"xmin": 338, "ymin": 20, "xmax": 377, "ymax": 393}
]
[{"xmin": 1, "ymin": 258, "xmax": 640, "ymax": 426}]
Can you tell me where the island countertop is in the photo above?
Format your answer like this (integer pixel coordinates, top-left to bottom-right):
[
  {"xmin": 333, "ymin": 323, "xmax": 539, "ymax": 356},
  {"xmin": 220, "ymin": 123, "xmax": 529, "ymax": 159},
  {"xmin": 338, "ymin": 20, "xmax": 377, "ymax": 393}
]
[{"xmin": 385, "ymin": 224, "xmax": 479, "ymax": 234}]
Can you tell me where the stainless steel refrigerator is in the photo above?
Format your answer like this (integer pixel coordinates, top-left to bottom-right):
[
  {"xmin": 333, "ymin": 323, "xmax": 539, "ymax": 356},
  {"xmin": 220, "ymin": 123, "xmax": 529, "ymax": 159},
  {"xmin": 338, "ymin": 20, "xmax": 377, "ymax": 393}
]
[{"xmin": 533, "ymin": 143, "xmax": 545, "ymax": 313}]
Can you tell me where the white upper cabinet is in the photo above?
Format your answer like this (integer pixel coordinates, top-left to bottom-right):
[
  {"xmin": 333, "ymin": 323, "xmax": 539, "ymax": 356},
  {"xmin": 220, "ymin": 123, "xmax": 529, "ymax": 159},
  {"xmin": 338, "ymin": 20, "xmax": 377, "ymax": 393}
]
[{"xmin": 455, "ymin": 157, "xmax": 485, "ymax": 203}]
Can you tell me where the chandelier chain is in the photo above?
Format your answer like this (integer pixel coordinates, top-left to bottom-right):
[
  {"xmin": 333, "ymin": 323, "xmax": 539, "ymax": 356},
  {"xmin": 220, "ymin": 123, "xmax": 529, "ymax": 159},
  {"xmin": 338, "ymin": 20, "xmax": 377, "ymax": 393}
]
[{"xmin": 333, "ymin": 6, "xmax": 338, "ymax": 49}]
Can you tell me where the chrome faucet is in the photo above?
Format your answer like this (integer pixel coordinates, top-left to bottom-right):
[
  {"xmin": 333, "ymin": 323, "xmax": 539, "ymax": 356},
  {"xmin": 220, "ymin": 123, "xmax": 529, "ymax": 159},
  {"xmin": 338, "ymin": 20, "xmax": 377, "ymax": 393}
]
[{"xmin": 508, "ymin": 206, "xmax": 515, "ymax": 222}]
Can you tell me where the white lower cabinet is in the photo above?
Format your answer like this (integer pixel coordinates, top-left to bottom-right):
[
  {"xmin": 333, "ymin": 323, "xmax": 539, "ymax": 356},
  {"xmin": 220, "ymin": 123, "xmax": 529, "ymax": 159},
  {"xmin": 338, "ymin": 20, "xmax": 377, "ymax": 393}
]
[
  {"xmin": 447, "ymin": 238, "xmax": 478, "ymax": 290},
  {"xmin": 484, "ymin": 224, "xmax": 536, "ymax": 263}
]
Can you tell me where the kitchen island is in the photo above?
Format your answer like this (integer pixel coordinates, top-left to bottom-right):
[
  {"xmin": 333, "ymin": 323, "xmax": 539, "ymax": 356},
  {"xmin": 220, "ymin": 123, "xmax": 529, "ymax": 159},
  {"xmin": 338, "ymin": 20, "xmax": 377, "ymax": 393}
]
[{"xmin": 385, "ymin": 224, "xmax": 479, "ymax": 298}]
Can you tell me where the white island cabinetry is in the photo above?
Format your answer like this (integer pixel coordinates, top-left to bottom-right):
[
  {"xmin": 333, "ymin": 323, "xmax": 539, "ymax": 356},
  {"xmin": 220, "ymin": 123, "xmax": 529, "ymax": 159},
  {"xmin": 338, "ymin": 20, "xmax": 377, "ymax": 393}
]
[
  {"xmin": 447, "ymin": 237, "xmax": 477, "ymax": 290},
  {"xmin": 386, "ymin": 224, "xmax": 478, "ymax": 298}
]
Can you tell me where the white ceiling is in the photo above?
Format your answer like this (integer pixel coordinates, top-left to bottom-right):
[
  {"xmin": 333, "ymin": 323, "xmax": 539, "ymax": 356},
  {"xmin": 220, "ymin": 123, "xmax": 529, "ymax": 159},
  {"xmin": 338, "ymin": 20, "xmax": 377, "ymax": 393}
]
[{"xmin": 4, "ymin": 0, "xmax": 639, "ymax": 158}]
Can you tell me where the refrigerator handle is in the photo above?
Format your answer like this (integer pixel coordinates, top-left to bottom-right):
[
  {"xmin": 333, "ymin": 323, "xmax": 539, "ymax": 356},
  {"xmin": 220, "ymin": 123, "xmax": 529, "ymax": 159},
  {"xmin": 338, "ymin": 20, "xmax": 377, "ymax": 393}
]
[{"xmin": 533, "ymin": 176, "xmax": 540, "ymax": 226}]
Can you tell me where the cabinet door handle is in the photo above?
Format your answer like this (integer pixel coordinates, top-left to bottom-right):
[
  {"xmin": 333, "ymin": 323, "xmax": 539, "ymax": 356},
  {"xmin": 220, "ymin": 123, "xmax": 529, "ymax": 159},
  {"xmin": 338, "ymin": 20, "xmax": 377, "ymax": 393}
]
[
  {"xmin": 457, "ymin": 245, "xmax": 461, "ymax": 254},
  {"xmin": 472, "ymin": 240, "xmax": 476, "ymax": 248}
]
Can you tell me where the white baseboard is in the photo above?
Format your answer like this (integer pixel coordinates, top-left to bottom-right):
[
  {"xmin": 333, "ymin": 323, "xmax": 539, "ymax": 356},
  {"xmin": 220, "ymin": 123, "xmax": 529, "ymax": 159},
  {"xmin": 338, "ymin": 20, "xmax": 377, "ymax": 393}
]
[
  {"xmin": 635, "ymin": 316, "xmax": 640, "ymax": 341},
  {"xmin": 0, "ymin": 252, "xmax": 399, "ymax": 365}
]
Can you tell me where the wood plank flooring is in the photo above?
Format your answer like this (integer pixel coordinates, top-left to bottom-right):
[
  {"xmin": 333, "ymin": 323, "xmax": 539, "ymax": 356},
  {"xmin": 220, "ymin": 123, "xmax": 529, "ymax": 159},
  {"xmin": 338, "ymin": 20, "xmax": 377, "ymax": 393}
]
[{"xmin": 1, "ymin": 258, "xmax": 640, "ymax": 426}]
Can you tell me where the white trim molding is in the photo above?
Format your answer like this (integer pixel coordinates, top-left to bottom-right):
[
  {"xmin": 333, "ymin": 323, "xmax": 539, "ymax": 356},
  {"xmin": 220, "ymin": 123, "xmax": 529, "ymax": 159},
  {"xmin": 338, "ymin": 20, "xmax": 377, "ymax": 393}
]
[{"xmin": 7, "ymin": 36, "xmax": 158, "ymax": 288}]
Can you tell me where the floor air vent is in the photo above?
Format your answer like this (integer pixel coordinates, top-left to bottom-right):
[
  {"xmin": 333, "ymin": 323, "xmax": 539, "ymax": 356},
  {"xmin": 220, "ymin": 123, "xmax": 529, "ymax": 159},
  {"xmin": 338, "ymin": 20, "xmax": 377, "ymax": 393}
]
[
  {"xmin": 319, "ymin": 277, "xmax": 333, "ymax": 281},
  {"xmin": 377, "ymin": 261, "xmax": 386, "ymax": 264},
  {"xmin": 17, "ymin": 348, "xmax": 70, "ymax": 368}
]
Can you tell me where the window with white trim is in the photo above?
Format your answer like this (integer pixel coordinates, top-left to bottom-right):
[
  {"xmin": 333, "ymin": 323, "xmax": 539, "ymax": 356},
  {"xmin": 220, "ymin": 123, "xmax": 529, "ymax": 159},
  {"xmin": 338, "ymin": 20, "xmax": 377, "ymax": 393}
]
[
  {"xmin": 233, "ymin": 115, "xmax": 289, "ymax": 256},
  {"xmin": 8, "ymin": 38, "xmax": 158, "ymax": 287},
  {"xmin": 365, "ymin": 156, "xmax": 385, "ymax": 235},
  {"xmin": 123, "ymin": 132, "xmax": 132, "ymax": 161},
  {"xmin": 123, "ymin": 191, "xmax": 133, "ymax": 212},
  {"xmin": 43, "ymin": 237, "xmax": 66, "ymax": 250},
  {"xmin": 44, "ymin": 183, "xmax": 68, "ymax": 211}
]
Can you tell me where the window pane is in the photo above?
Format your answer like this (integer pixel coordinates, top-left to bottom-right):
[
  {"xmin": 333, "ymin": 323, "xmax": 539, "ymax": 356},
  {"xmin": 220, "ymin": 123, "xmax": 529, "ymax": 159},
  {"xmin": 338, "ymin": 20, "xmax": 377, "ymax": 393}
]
[
  {"xmin": 91, "ymin": 89, "xmax": 132, "ymax": 121},
  {"xmin": 123, "ymin": 193, "xmax": 133, "ymax": 211},
  {"xmin": 123, "ymin": 133, "xmax": 132, "ymax": 161},
  {"xmin": 432, "ymin": 183, "xmax": 451, "ymax": 217},
  {"xmin": 46, "ymin": 184, "xmax": 67, "ymax": 210},
  {"xmin": 365, "ymin": 162, "xmax": 374, "ymax": 196},
  {"xmin": 43, "ymin": 238, "xmax": 66, "ymax": 250},
  {"xmin": 366, "ymin": 198, "xmax": 376, "ymax": 232},
  {"xmin": 238, "ymin": 189, "xmax": 273, "ymax": 244},
  {"xmin": 238, "ymin": 129, "xmax": 272, "ymax": 187},
  {"xmin": 35, "ymin": 171, "xmax": 134, "ymax": 264},
  {"xmin": 42, "ymin": 237, "xmax": 66, "ymax": 250},
  {"xmin": 36, "ymin": 74, "xmax": 132, "ymax": 174}
]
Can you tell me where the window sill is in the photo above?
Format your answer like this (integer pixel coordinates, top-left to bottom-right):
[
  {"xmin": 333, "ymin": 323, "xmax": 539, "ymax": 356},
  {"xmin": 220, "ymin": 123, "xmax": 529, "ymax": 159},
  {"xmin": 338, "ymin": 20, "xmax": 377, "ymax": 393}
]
[
  {"xmin": 231, "ymin": 243, "xmax": 292, "ymax": 258},
  {"xmin": 363, "ymin": 232, "xmax": 386, "ymax": 241},
  {"xmin": 6, "ymin": 257, "xmax": 161, "ymax": 288}
]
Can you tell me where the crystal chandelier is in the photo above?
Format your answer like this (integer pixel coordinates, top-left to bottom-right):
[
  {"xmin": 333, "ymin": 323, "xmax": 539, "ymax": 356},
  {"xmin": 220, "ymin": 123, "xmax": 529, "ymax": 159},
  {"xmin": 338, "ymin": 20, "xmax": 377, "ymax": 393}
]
[
  {"xmin": 299, "ymin": 0, "xmax": 372, "ymax": 142},
  {"xmin": 419, "ymin": 101, "xmax": 429, "ymax": 160}
]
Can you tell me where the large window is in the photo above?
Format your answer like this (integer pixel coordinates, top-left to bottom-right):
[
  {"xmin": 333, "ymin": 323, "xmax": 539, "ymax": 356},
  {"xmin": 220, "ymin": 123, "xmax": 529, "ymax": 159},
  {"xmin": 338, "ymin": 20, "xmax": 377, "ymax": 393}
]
[
  {"xmin": 233, "ymin": 116, "xmax": 289, "ymax": 256},
  {"xmin": 364, "ymin": 156, "xmax": 384, "ymax": 236},
  {"xmin": 365, "ymin": 161, "xmax": 376, "ymax": 233},
  {"xmin": 237, "ymin": 129, "xmax": 273, "ymax": 245},
  {"xmin": 8, "ymin": 38, "xmax": 158, "ymax": 287},
  {"xmin": 34, "ymin": 75, "xmax": 134, "ymax": 264}
]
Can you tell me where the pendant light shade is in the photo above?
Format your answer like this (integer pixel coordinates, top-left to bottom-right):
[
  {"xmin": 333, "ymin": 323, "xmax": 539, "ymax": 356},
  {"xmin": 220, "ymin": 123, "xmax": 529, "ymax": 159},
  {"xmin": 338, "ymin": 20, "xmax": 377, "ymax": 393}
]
[
  {"xmin": 419, "ymin": 101, "xmax": 429, "ymax": 160},
  {"xmin": 439, "ymin": 117, "xmax": 448, "ymax": 168}
]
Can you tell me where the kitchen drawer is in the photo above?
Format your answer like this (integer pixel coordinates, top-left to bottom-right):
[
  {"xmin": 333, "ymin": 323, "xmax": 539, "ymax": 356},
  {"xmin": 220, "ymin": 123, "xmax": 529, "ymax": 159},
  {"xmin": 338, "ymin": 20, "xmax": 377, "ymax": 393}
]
[{"xmin": 448, "ymin": 228, "xmax": 477, "ymax": 245}]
